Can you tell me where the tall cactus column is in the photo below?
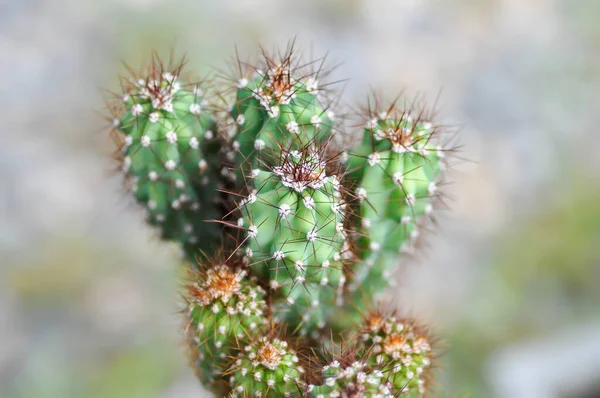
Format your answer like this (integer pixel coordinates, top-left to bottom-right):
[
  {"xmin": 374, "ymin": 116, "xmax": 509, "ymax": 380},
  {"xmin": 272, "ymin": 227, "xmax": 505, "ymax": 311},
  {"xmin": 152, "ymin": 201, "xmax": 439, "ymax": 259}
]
[
  {"xmin": 345, "ymin": 103, "xmax": 447, "ymax": 303},
  {"xmin": 105, "ymin": 46, "xmax": 457, "ymax": 398},
  {"xmin": 223, "ymin": 51, "xmax": 350, "ymax": 336},
  {"xmin": 109, "ymin": 58, "xmax": 222, "ymax": 258}
]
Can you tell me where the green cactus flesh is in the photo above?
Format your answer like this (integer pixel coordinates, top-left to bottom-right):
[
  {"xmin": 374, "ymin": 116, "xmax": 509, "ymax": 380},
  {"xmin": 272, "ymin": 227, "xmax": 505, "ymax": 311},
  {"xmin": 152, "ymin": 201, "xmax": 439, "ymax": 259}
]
[
  {"xmin": 228, "ymin": 62, "xmax": 334, "ymax": 177},
  {"xmin": 115, "ymin": 72, "xmax": 221, "ymax": 257},
  {"xmin": 357, "ymin": 312, "xmax": 433, "ymax": 396},
  {"xmin": 228, "ymin": 337, "xmax": 305, "ymax": 397},
  {"xmin": 347, "ymin": 113, "xmax": 444, "ymax": 298},
  {"xmin": 238, "ymin": 149, "xmax": 348, "ymax": 333},
  {"xmin": 185, "ymin": 264, "xmax": 267, "ymax": 386}
]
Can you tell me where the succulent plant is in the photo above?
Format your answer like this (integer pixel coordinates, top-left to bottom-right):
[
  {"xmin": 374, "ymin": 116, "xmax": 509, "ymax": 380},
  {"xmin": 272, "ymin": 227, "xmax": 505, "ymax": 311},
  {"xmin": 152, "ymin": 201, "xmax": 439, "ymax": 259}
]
[
  {"xmin": 306, "ymin": 342, "xmax": 395, "ymax": 398},
  {"xmin": 105, "ymin": 44, "xmax": 457, "ymax": 397}
]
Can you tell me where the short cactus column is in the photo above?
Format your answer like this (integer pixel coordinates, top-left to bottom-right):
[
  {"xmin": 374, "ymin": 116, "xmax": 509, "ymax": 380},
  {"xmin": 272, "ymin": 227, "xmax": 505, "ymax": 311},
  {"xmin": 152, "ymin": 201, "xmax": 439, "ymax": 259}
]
[
  {"xmin": 226, "ymin": 52, "xmax": 335, "ymax": 181},
  {"xmin": 237, "ymin": 147, "xmax": 349, "ymax": 335},
  {"xmin": 345, "ymin": 102, "xmax": 447, "ymax": 303},
  {"xmin": 228, "ymin": 335, "xmax": 305, "ymax": 397},
  {"xmin": 356, "ymin": 310, "xmax": 434, "ymax": 395}
]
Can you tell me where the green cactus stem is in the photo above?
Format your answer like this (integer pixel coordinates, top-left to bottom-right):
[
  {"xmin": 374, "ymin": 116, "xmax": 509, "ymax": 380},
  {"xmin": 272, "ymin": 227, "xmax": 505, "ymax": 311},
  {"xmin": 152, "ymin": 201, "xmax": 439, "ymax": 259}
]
[
  {"xmin": 345, "ymin": 102, "xmax": 446, "ymax": 302},
  {"xmin": 237, "ymin": 147, "xmax": 349, "ymax": 334},
  {"xmin": 183, "ymin": 255, "xmax": 268, "ymax": 388},
  {"xmin": 110, "ymin": 56, "xmax": 222, "ymax": 258}
]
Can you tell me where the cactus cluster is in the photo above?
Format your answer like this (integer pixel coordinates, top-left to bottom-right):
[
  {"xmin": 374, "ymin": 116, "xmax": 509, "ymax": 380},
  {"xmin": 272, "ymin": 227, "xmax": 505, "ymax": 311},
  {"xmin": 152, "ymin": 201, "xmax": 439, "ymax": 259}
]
[{"xmin": 106, "ymin": 44, "xmax": 454, "ymax": 397}]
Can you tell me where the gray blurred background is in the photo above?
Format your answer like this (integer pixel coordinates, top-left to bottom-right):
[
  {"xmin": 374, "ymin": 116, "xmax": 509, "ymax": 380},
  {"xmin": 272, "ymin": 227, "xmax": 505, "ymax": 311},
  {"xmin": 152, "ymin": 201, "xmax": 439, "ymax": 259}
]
[{"xmin": 2, "ymin": 0, "xmax": 600, "ymax": 397}]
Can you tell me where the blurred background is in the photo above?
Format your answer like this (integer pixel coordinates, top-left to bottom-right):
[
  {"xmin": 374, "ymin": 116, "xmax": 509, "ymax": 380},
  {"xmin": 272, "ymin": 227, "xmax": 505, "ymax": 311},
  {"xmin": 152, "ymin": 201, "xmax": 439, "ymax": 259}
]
[{"xmin": 2, "ymin": 0, "xmax": 600, "ymax": 397}]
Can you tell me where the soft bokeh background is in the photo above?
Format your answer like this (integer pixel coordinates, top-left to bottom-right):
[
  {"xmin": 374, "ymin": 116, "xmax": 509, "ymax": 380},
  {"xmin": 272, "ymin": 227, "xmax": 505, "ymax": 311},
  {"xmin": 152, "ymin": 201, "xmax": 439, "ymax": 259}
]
[{"xmin": 2, "ymin": 0, "xmax": 600, "ymax": 397}]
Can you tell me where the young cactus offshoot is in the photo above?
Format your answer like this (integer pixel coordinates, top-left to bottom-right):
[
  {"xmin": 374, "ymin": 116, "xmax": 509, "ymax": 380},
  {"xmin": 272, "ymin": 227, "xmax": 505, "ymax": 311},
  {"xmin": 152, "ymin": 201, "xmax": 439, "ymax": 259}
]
[
  {"xmin": 307, "ymin": 341, "xmax": 395, "ymax": 398},
  {"xmin": 105, "ymin": 44, "xmax": 457, "ymax": 397},
  {"xmin": 357, "ymin": 309, "xmax": 435, "ymax": 395}
]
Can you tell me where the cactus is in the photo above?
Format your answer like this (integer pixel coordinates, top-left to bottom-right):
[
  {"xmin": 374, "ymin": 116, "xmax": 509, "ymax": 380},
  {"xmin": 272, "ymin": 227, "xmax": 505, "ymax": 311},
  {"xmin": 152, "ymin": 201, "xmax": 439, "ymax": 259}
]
[
  {"xmin": 344, "ymin": 99, "xmax": 447, "ymax": 304},
  {"xmin": 310, "ymin": 360, "xmax": 394, "ymax": 397},
  {"xmin": 237, "ymin": 146, "xmax": 349, "ymax": 335},
  {"xmin": 183, "ymin": 253, "xmax": 268, "ymax": 388},
  {"xmin": 228, "ymin": 335, "xmax": 305, "ymax": 397},
  {"xmin": 306, "ymin": 342, "xmax": 396, "ymax": 398},
  {"xmin": 224, "ymin": 46, "xmax": 336, "ymax": 182},
  {"xmin": 356, "ymin": 309, "xmax": 434, "ymax": 395},
  {"xmin": 105, "ymin": 45, "xmax": 457, "ymax": 397},
  {"xmin": 108, "ymin": 55, "xmax": 222, "ymax": 259}
]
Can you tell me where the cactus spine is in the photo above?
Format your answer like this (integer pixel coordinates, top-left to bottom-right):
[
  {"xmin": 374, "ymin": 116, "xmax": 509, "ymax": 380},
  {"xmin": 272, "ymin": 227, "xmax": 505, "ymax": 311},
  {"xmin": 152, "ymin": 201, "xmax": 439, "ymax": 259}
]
[{"xmin": 106, "ymin": 44, "xmax": 455, "ymax": 397}]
